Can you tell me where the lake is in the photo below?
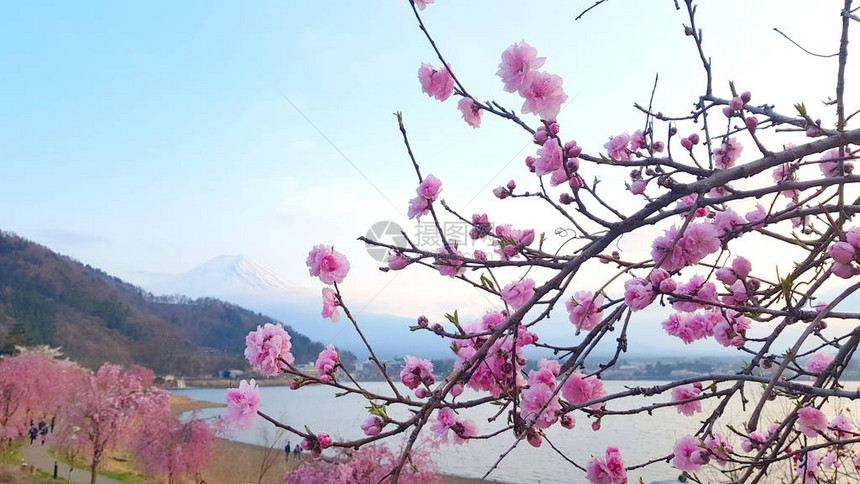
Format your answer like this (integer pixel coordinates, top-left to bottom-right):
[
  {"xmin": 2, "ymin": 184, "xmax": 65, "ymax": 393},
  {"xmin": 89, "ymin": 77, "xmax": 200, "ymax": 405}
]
[{"xmin": 174, "ymin": 380, "xmax": 860, "ymax": 484}]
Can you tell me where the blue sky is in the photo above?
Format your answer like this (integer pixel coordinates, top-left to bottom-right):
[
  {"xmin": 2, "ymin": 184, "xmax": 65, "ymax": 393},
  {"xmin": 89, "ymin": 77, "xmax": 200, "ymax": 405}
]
[{"xmin": 0, "ymin": 1, "xmax": 853, "ymax": 326}]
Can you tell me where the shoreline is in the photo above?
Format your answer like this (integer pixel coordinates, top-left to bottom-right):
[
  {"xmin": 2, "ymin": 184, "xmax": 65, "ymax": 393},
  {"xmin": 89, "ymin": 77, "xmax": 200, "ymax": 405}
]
[{"xmin": 169, "ymin": 393, "xmax": 508, "ymax": 484}]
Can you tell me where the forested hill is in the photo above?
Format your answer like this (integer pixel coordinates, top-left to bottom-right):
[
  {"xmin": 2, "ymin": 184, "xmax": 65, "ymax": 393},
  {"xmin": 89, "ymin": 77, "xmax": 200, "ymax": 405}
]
[{"xmin": 0, "ymin": 230, "xmax": 341, "ymax": 375}]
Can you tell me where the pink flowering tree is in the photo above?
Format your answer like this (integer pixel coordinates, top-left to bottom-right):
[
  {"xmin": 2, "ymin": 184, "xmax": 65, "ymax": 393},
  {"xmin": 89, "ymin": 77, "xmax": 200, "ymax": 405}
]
[
  {"xmin": 0, "ymin": 352, "xmax": 83, "ymax": 445},
  {"xmin": 53, "ymin": 364, "xmax": 168, "ymax": 484},
  {"xmin": 131, "ymin": 410, "xmax": 214, "ymax": 484},
  {"xmin": 226, "ymin": 1, "xmax": 860, "ymax": 482}
]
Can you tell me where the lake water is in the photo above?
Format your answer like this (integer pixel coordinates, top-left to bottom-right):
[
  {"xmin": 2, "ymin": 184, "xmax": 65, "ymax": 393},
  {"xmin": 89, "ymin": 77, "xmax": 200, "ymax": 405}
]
[{"xmin": 174, "ymin": 380, "xmax": 860, "ymax": 484}]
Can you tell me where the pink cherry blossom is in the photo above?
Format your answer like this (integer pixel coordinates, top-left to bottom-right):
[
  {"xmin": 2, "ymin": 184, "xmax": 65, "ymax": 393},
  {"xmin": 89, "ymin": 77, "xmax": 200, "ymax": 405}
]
[
  {"xmin": 400, "ymin": 355, "xmax": 434, "ymax": 390},
  {"xmin": 745, "ymin": 204, "xmax": 766, "ymax": 227},
  {"xmin": 820, "ymin": 148, "xmax": 848, "ymax": 177},
  {"xmin": 662, "ymin": 311, "xmax": 716, "ymax": 344},
  {"xmin": 604, "ymin": 133, "xmax": 631, "ymax": 161},
  {"xmin": 623, "ymin": 278, "xmax": 655, "ymax": 311},
  {"xmin": 671, "ymin": 384, "xmax": 703, "ymax": 416},
  {"xmin": 673, "ymin": 435, "xmax": 707, "ymax": 472},
  {"xmin": 435, "ymin": 246, "xmax": 465, "ymax": 277},
  {"xmin": 797, "ymin": 406, "xmax": 828, "ymax": 438},
  {"xmin": 566, "ymin": 291, "xmax": 604, "ymax": 331},
  {"xmin": 704, "ymin": 433, "xmax": 733, "ymax": 466},
  {"xmin": 306, "ymin": 244, "xmax": 350, "ymax": 285},
  {"xmin": 672, "ymin": 275, "xmax": 717, "ymax": 312},
  {"xmin": 629, "ymin": 129, "xmax": 646, "ymax": 152},
  {"xmin": 321, "ymin": 287, "xmax": 340, "ymax": 322},
  {"xmin": 586, "ymin": 447, "xmax": 627, "ymax": 484},
  {"xmin": 407, "ymin": 195, "xmax": 431, "ymax": 219},
  {"xmin": 806, "ymin": 352, "xmax": 835, "ymax": 373},
  {"xmin": 413, "ymin": 0, "xmax": 434, "ymax": 11},
  {"xmin": 418, "ymin": 62, "xmax": 454, "ymax": 101},
  {"xmin": 825, "ymin": 414, "xmax": 852, "ymax": 441},
  {"xmin": 795, "ymin": 452, "xmax": 821, "ymax": 484},
  {"xmin": 519, "ymin": 71, "xmax": 567, "ymax": 120},
  {"xmin": 713, "ymin": 137, "xmax": 743, "ymax": 169},
  {"xmin": 315, "ymin": 345, "xmax": 338, "ymax": 383},
  {"xmin": 712, "ymin": 311, "xmax": 749, "ymax": 347},
  {"xmin": 550, "ymin": 167, "xmax": 571, "ymax": 186},
  {"xmin": 741, "ymin": 431, "xmax": 767, "ymax": 452},
  {"xmin": 714, "ymin": 209, "xmax": 746, "ymax": 236},
  {"xmin": 501, "ymin": 278, "xmax": 535, "ymax": 309},
  {"xmin": 520, "ymin": 380, "xmax": 560, "ymax": 429},
  {"xmin": 360, "ymin": 416, "xmax": 384, "ymax": 437},
  {"xmin": 534, "ymin": 138, "xmax": 564, "ymax": 176},
  {"xmin": 430, "ymin": 407, "xmax": 475, "ymax": 445},
  {"xmin": 651, "ymin": 223, "xmax": 720, "ymax": 272},
  {"xmin": 458, "ymin": 97, "xmax": 483, "ymax": 128},
  {"xmin": 497, "ymin": 41, "xmax": 546, "ymax": 93},
  {"xmin": 417, "ymin": 174, "xmax": 442, "ymax": 201},
  {"xmin": 225, "ymin": 379, "xmax": 261, "ymax": 430},
  {"xmin": 562, "ymin": 373, "xmax": 606, "ymax": 410},
  {"xmin": 244, "ymin": 323, "xmax": 295, "ymax": 376}
]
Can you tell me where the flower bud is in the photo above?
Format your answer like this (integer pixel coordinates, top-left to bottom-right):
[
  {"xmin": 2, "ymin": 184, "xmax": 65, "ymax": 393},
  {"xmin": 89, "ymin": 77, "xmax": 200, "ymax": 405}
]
[
  {"xmin": 591, "ymin": 420, "xmax": 601, "ymax": 431},
  {"xmin": 689, "ymin": 133, "xmax": 700, "ymax": 144},
  {"xmin": 744, "ymin": 116, "xmax": 758, "ymax": 131},
  {"xmin": 829, "ymin": 242, "xmax": 856, "ymax": 264},
  {"xmin": 569, "ymin": 177, "xmax": 584, "ymax": 190},
  {"xmin": 388, "ymin": 254, "xmax": 409, "ymax": 271},
  {"xmin": 658, "ymin": 279, "xmax": 676, "ymax": 293},
  {"xmin": 741, "ymin": 91, "xmax": 752, "ymax": 103},
  {"xmin": 680, "ymin": 138, "xmax": 693, "ymax": 150},
  {"xmin": 526, "ymin": 429, "xmax": 542, "ymax": 448},
  {"xmin": 716, "ymin": 267, "xmax": 738, "ymax": 285},
  {"xmin": 525, "ymin": 156, "xmax": 536, "ymax": 172},
  {"xmin": 831, "ymin": 262, "xmax": 857, "ymax": 279},
  {"xmin": 473, "ymin": 250, "xmax": 487, "ymax": 260},
  {"xmin": 630, "ymin": 180, "xmax": 647, "ymax": 195},
  {"xmin": 550, "ymin": 122, "xmax": 560, "ymax": 135},
  {"xmin": 722, "ymin": 106, "xmax": 733, "ymax": 117},
  {"xmin": 417, "ymin": 315, "xmax": 429, "ymax": 327},
  {"xmin": 506, "ymin": 179, "xmax": 516, "ymax": 191},
  {"xmin": 534, "ymin": 127, "xmax": 548, "ymax": 144},
  {"xmin": 730, "ymin": 97, "xmax": 744, "ymax": 111},
  {"xmin": 732, "ymin": 257, "xmax": 752, "ymax": 279},
  {"xmin": 649, "ymin": 269, "xmax": 670, "ymax": 285}
]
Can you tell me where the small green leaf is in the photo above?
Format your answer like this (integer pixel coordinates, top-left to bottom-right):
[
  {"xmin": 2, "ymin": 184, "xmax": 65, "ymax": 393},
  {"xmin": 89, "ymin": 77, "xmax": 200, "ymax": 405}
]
[{"xmin": 480, "ymin": 274, "xmax": 495, "ymax": 291}]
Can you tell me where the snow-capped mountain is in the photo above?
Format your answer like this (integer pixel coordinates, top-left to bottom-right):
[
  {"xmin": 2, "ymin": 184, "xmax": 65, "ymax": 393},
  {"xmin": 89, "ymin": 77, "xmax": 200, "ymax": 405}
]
[{"xmin": 150, "ymin": 255, "xmax": 303, "ymax": 301}]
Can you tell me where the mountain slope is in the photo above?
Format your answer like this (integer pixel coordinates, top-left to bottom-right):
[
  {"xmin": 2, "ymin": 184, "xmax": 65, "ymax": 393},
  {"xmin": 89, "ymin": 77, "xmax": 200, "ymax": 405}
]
[{"xmin": 0, "ymin": 230, "xmax": 339, "ymax": 374}]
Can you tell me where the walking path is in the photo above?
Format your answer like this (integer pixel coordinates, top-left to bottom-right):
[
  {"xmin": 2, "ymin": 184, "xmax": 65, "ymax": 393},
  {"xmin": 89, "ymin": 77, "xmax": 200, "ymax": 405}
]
[{"xmin": 18, "ymin": 444, "xmax": 123, "ymax": 484}]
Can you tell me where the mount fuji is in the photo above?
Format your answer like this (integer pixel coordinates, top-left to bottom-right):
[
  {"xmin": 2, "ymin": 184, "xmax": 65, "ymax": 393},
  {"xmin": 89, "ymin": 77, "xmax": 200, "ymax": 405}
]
[
  {"xmin": 146, "ymin": 255, "xmax": 451, "ymax": 359},
  {"xmin": 150, "ymin": 255, "xmax": 304, "ymax": 302}
]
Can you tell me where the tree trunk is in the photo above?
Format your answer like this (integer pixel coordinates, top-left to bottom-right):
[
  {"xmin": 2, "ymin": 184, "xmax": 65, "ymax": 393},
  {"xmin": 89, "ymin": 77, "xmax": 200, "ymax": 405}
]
[{"xmin": 90, "ymin": 455, "xmax": 100, "ymax": 484}]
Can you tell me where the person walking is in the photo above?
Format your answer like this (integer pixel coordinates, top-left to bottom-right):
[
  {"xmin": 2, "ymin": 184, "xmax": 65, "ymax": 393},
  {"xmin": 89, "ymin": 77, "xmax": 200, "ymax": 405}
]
[
  {"xmin": 284, "ymin": 441, "xmax": 291, "ymax": 463},
  {"xmin": 293, "ymin": 443, "xmax": 302, "ymax": 461},
  {"xmin": 28, "ymin": 424, "xmax": 37, "ymax": 445}
]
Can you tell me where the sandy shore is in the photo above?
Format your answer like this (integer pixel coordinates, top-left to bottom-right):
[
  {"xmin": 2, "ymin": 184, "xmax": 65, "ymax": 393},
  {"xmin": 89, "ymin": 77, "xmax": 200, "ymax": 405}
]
[
  {"xmin": 205, "ymin": 438, "xmax": 505, "ymax": 484},
  {"xmin": 169, "ymin": 393, "xmax": 507, "ymax": 484},
  {"xmin": 168, "ymin": 394, "xmax": 226, "ymax": 417}
]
